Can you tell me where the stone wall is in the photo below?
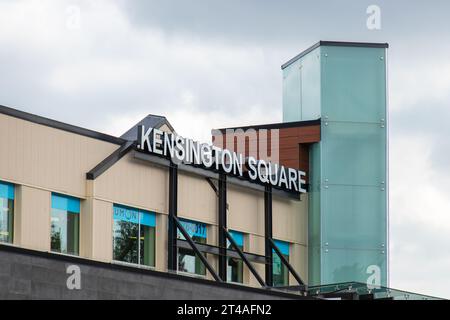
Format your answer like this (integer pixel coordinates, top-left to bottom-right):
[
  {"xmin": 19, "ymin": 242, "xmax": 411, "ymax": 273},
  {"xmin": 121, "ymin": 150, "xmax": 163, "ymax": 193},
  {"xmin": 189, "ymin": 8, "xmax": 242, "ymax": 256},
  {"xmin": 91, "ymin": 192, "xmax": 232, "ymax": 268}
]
[{"xmin": 0, "ymin": 245, "xmax": 304, "ymax": 300}]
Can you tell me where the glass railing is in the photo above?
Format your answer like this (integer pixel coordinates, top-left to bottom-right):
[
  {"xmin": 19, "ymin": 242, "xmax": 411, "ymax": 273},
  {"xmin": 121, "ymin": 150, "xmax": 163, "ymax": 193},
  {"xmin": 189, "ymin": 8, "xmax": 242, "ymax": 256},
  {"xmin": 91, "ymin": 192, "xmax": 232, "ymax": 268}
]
[{"xmin": 305, "ymin": 282, "xmax": 445, "ymax": 300}]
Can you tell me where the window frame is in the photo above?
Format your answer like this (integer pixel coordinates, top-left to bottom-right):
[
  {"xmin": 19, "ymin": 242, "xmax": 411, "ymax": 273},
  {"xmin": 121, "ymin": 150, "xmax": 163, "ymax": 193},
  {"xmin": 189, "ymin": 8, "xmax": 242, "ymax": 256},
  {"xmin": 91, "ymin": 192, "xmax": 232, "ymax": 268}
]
[
  {"xmin": 176, "ymin": 218, "xmax": 208, "ymax": 277},
  {"xmin": 0, "ymin": 181, "xmax": 15, "ymax": 244},
  {"xmin": 272, "ymin": 239, "xmax": 290, "ymax": 287},
  {"xmin": 112, "ymin": 204, "xmax": 156, "ymax": 268},
  {"xmin": 226, "ymin": 230, "xmax": 245, "ymax": 284},
  {"xmin": 50, "ymin": 193, "xmax": 80, "ymax": 256}
]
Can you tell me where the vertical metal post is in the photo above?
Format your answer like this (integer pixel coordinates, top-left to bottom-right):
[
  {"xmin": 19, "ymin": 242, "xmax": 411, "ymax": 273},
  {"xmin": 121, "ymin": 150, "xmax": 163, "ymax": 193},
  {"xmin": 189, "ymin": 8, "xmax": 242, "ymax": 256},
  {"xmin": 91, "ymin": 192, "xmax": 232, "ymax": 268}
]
[
  {"xmin": 168, "ymin": 163, "xmax": 178, "ymax": 271},
  {"xmin": 218, "ymin": 174, "xmax": 227, "ymax": 282},
  {"xmin": 264, "ymin": 185, "xmax": 273, "ymax": 286}
]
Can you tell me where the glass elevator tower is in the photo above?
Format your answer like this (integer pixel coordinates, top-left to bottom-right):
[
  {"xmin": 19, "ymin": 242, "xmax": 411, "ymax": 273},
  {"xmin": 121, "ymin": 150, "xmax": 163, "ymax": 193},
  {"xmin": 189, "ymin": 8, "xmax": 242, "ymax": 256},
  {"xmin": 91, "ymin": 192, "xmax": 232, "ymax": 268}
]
[{"xmin": 282, "ymin": 41, "xmax": 388, "ymax": 286}]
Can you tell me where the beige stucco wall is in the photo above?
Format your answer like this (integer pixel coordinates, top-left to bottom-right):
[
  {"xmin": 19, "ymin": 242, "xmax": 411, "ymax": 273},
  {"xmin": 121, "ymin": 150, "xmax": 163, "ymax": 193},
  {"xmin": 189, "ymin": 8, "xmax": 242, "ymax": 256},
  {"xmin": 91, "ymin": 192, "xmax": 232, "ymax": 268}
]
[
  {"xmin": 273, "ymin": 194, "xmax": 308, "ymax": 246},
  {"xmin": 228, "ymin": 185, "xmax": 265, "ymax": 236},
  {"xmin": 0, "ymin": 113, "xmax": 118, "ymax": 199},
  {"xmin": 94, "ymin": 153, "xmax": 168, "ymax": 214},
  {"xmin": 178, "ymin": 172, "xmax": 217, "ymax": 224},
  {"xmin": 14, "ymin": 185, "xmax": 51, "ymax": 251}
]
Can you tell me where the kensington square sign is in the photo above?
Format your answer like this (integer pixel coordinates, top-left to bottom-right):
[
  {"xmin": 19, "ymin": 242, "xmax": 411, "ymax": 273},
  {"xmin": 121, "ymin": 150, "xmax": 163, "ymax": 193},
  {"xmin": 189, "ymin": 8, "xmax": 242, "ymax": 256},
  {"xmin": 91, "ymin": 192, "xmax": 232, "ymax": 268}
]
[{"xmin": 137, "ymin": 126, "xmax": 306, "ymax": 194}]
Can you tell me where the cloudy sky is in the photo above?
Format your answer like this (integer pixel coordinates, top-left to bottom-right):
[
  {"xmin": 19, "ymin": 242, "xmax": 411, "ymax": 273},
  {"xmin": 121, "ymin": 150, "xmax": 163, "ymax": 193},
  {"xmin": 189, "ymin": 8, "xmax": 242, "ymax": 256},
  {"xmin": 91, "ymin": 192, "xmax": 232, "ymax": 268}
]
[{"xmin": 1, "ymin": 0, "xmax": 449, "ymax": 298}]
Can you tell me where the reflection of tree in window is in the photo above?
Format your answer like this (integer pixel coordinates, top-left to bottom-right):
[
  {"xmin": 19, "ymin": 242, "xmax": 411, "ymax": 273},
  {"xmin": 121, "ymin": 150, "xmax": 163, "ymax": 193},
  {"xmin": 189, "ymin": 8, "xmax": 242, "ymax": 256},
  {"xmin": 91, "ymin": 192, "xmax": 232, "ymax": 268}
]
[
  {"xmin": 113, "ymin": 220, "xmax": 139, "ymax": 264},
  {"xmin": 51, "ymin": 230, "xmax": 61, "ymax": 251},
  {"xmin": 50, "ymin": 207, "xmax": 79, "ymax": 255},
  {"xmin": 112, "ymin": 205, "xmax": 156, "ymax": 267}
]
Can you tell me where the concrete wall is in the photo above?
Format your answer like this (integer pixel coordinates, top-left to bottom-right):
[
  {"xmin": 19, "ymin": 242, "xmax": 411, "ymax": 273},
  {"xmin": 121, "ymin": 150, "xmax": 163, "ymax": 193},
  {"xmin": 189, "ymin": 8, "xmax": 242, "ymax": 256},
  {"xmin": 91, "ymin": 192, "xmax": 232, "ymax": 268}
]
[{"xmin": 0, "ymin": 245, "xmax": 303, "ymax": 300}]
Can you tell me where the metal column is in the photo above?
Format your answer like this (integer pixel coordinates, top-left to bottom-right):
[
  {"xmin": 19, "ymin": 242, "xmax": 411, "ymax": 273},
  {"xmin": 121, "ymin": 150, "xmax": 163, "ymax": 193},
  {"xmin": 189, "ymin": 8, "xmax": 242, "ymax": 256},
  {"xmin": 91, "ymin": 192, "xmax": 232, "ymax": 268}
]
[
  {"xmin": 218, "ymin": 174, "xmax": 227, "ymax": 282},
  {"xmin": 264, "ymin": 185, "xmax": 273, "ymax": 287},
  {"xmin": 168, "ymin": 163, "xmax": 178, "ymax": 271}
]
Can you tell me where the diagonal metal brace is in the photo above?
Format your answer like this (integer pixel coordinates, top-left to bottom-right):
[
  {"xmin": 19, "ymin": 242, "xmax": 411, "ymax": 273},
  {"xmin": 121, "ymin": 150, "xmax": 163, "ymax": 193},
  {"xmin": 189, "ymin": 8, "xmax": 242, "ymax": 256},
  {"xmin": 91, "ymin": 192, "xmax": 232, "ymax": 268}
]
[{"xmin": 173, "ymin": 216, "xmax": 222, "ymax": 282}]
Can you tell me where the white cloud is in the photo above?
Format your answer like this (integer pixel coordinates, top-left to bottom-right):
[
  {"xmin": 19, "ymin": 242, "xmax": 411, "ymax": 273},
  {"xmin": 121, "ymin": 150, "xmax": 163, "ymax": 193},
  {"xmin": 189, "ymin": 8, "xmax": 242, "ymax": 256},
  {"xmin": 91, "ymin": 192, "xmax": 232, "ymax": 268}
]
[
  {"xmin": 390, "ymin": 59, "xmax": 450, "ymax": 112},
  {"xmin": 0, "ymin": 0, "xmax": 281, "ymax": 132},
  {"xmin": 389, "ymin": 133, "xmax": 450, "ymax": 298}
]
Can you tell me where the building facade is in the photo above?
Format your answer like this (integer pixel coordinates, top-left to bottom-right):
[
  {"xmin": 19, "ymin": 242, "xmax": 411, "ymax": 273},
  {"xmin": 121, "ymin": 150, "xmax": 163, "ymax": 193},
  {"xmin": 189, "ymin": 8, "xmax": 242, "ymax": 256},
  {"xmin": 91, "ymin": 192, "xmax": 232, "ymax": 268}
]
[
  {"xmin": 0, "ymin": 41, "xmax": 392, "ymax": 299},
  {"xmin": 0, "ymin": 105, "xmax": 309, "ymax": 290}
]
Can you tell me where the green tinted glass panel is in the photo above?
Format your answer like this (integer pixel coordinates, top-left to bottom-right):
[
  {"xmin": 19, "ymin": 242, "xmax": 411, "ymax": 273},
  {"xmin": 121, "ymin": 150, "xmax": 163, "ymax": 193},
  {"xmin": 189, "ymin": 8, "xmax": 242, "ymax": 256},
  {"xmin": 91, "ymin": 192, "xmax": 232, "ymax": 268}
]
[
  {"xmin": 321, "ymin": 247, "xmax": 387, "ymax": 286},
  {"xmin": 321, "ymin": 121, "xmax": 386, "ymax": 186},
  {"xmin": 322, "ymin": 184, "xmax": 386, "ymax": 249},
  {"xmin": 282, "ymin": 62, "xmax": 301, "ymax": 121},
  {"xmin": 285, "ymin": 44, "xmax": 388, "ymax": 287},
  {"xmin": 308, "ymin": 143, "xmax": 321, "ymax": 285},
  {"xmin": 321, "ymin": 46, "xmax": 386, "ymax": 123},
  {"xmin": 283, "ymin": 47, "xmax": 321, "ymax": 122}
]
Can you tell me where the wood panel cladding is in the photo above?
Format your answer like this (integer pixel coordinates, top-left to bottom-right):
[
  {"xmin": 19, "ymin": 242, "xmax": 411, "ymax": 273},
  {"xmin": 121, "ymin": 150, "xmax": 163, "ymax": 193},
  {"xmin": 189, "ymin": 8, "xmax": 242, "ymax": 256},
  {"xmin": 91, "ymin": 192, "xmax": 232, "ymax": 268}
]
[{"xmin": 212, "ymin": 123, "xmax": 321, "ymax": 183}]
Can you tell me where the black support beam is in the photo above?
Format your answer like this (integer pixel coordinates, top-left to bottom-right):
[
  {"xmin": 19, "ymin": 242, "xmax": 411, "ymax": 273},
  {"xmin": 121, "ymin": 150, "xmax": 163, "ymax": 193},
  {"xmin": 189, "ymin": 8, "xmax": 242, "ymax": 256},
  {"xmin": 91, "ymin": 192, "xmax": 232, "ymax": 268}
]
[
  {"xmin": 218, "ymin": 174, "xmax": 227, "ymax": 282},
  {"xmin": 264, "ymin": 185, "xmax": 273, "ymax": 287},
  {"xmin": 168, "ymin": 164, "xmax": 178, "ymax": 271}
]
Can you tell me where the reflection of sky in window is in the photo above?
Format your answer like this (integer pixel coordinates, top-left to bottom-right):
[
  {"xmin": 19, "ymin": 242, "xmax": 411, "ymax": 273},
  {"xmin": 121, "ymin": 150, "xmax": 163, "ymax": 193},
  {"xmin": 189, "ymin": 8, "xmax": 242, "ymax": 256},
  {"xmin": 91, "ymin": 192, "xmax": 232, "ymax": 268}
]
[{"xmin": 180, "ymin": 254, "xmax": 196, "ymax": 274}]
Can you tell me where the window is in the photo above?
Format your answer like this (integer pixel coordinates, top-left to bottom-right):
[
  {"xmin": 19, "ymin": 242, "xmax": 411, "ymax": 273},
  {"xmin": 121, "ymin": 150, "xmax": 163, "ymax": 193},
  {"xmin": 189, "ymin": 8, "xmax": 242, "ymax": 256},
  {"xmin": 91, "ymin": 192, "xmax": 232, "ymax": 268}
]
[
  {"xmin": 273, "ymin": 240, "xmax": 290, "ymax": 287},
  {"xmin": 227, "ymin": 230, "xmax": 244, "ymax": 283},
  {"xmin": 177, "ymin": 219, "xmax": 207, "ymax": 276},
  {"xmin": 51, "ymin": 193, "xmax": 80, "ymax": 255},
  {"xmin": 0, "ymin": 181, "xmax": 14, "ymax": 244},
  {"xmin": 113, "ymin": 204, "xmax": 156, "ymax": 267}
]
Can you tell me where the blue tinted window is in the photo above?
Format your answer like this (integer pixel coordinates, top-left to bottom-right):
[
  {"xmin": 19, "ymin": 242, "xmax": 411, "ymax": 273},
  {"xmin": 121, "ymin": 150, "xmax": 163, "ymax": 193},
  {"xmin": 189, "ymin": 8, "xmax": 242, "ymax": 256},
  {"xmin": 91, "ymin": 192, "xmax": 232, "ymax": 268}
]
[
  {"xmin": 51, "ymin": 193, "xmax": 80, "ymax": 255},
  {"xmin": 177, "ymin": 218, "xmax": 207, "ymax": 276},
  {"xmin": 113, "ymin": 204, "xmax": 156, "ymax": 267},
  {"xmin": 0, "ymin": 181, "xmax": 14, "ymax": 244}
]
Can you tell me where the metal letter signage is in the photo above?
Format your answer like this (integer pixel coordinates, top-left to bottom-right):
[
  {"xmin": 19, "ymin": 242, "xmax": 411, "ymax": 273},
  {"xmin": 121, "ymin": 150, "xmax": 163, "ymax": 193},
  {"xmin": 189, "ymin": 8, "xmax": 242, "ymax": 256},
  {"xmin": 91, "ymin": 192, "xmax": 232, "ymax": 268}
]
[{"xmin": 137, "ymin": 126, "xmax": 306, "ymax": 194}]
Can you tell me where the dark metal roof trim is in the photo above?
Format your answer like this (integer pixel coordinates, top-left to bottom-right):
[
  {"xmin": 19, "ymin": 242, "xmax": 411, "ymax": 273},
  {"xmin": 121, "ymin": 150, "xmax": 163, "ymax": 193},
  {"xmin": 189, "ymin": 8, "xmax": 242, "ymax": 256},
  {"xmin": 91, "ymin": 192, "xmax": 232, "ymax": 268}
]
[
  {"xmin": 0, "ymin": 104, "xmax": 125, "ymax": 145},
  {"xmin": 86, "ymin": 140, "xmax": 135, "ymax": 180},
  {"xmin": 281, "ymin": 40, "xmax": 389, "ymax": 70},
  {"xmin": 120, "ymin": 114, "xmax": 175, "ymax": 141},
  {"xmin": 213, "ymin": 118, "xmax": 321, "ymax": 133}
]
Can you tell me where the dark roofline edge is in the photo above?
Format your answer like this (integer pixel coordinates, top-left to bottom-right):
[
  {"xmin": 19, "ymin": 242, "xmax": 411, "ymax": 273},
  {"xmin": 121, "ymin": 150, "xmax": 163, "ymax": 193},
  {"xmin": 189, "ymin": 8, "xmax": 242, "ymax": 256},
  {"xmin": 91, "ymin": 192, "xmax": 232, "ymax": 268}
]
[
  {"xmin": 120, "ymin": 114, "xmax": 175, "ymax": 139},
  {"xmin": 0, "ymin": 104, "xmax": 126, "ymax": 145},
  {"xmin": 213, "ymin": 118, "xmax": 321, "ymax": 133},
  {"xmin": 281, "ymin": 40, "xmax": 389, "ymax": 70}
]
